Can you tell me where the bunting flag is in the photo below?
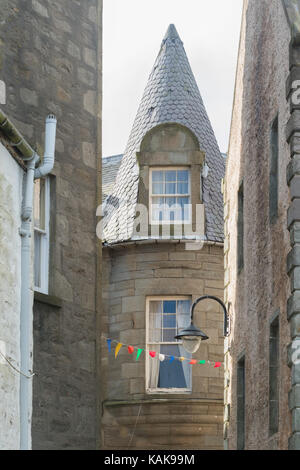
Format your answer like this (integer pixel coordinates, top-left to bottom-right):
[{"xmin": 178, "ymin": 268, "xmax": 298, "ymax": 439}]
[
  {"xmin": 189, "ymin": 359, "xmax": 197, "ymax": 365},
  {"xmin": 115, "ymin": 343, "xmax": 123, "ymax": 358},
  {"xmin": 136, "ymin": 349, "xmax": 143, "ymax": 361},
  {"xmin": 104, "ymin": 336, "xmax": 223, "ymax": 368}
]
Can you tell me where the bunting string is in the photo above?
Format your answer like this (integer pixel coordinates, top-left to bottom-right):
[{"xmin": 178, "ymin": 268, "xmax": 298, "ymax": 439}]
[{"xmin": 102, "ymin": 335, "xmax": 223, "ymax": 368}]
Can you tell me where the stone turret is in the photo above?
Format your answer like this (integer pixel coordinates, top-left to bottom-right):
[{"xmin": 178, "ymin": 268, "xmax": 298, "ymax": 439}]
[{"xmin": 102, "ymin": 24, "xmax": 225, "ymax": 450}]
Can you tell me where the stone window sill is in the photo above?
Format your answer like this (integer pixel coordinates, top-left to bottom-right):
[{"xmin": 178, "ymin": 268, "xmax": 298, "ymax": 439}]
[{"xmin": 34, "ymin": 291, "xmax": 62, "ymax": 308}]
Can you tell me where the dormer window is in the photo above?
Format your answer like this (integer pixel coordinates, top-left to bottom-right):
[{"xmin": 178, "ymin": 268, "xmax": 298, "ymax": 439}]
[{"xmin": 150, "ymin": 167, "xmax": 191, "ymax": 224}]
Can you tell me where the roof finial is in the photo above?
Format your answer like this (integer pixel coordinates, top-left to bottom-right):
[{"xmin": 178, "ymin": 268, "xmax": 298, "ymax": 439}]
[{"xmin": 163, "ymin": 24, "xmax": 181, "ymax": 41}]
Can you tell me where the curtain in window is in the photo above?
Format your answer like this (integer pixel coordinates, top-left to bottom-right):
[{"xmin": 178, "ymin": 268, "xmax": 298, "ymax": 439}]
[
  {"xmin": 148, "ymin": 301, "xmax": 161, "ymax": 388},
  {"xmin": 177, "ymin": 300, "xmax": 191, "ymax": 389},
  {"xmin": 148, "ymin": 344, "xmax": 160, "ymax": 389},
  {"xmin": 179, "ymin": 344, "xmax": 191, "ymax": 390}
]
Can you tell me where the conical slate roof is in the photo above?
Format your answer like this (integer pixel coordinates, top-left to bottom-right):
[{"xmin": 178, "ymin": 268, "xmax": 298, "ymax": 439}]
[{"xmin": 103, "ymin": 24, "xmax": 225, "ymax": 243}]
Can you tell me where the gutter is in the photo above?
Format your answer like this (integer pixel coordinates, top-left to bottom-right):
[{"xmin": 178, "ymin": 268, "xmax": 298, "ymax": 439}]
[
  {"xmin": 0, "ymin": 110, "xmax": 35, "ymax": 160},
  {"xmin": 0, "ymin": 108, "xmax": 57, "ymax": 450},
  {"xmin": 103, "ymin": 238, "xmax": 224, "ymax": 249}
]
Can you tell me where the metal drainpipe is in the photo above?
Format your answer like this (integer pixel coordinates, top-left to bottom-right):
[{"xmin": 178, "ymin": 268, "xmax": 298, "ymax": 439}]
[
  {"xmin": 19, "ymin": 153, "xmax": 38, "ymax": 450},
  {"xmin": 19, "ymin": 115, "xmax": 56, "ymax": 450}
]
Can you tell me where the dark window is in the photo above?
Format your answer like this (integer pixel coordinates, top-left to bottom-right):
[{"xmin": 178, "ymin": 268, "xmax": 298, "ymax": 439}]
[
  {"xmin": 269, "ymin": 115, "xmax": 279, "ymax": 224},
  {"xmin": 237, "ymin": 182, "xmax": 244, "ymax": 273},
  {"xmin": 237, "ymin": 355, "xmax": 245, "ymax": 450},
  {"xmin": 269, "ymin": 316, "xmax": 279, "ymax": 435}
]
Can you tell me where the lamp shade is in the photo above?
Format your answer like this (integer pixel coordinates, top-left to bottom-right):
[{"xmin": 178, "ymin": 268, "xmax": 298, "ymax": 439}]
[{"xmin": 175, "ymin": 323, "xmax": 209, "ymax": 353}]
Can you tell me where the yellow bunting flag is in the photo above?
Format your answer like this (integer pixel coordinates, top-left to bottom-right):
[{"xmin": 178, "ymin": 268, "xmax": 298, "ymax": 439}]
[
  {"xmin": 179, "ymin": 357, "xmax": 185, "ymax": 362},
  {"xmin": 115, "ymin": 342, "xmax": 123, "ymax": 358}
]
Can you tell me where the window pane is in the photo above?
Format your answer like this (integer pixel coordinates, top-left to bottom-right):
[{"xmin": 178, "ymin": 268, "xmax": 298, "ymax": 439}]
[
  {"xmin": 34, "ymin": 180, "xmax": 40, "ymax": 227},
  {"xmin": 152, "ymin": 182, "xmax": 164, "ymax": 194},
  {"xmin": 177, "ymin": 182, "xmax": 188, "ymax": 194},
  {"xmin": 165, "ymin": 171, "xmax": 176, "ymax": 182},
  {"xmin": 165, "ymin": 197, "xmax": 176, "ymax": 208},
  {"xmin": 177, "ymin": 170, "xmax": 189, "ymax": 182},
  {"xmin": 152, "ymin": 208, "xmax": 159, "ymax": 221},
  {"xmin": 149, "ymin": 301, "xmax": 162, "ymax": 342},
  {"xmin": 165, "ymin": 182, "xmax": 176, "ymax": 194},
  {"xmin": 152, "ymin": 171, "xmax": 163, "ymax": 182},
  {"xmin": 157, "ymin": 344, "xmax": 189, "ymax": 389},
  {"xmin": 164, "ymin": 197, "xmax": 176, "ymax": 221},
  {"xmin": 163, "ymin": 300, "xmax": 176, "ymax": 313},
  {"xmin": 163, "ymin": 314, "xmax": 176, "ymax": 328},
  {"xmin": 34, "ymin": 179, "xmax": 45, "ymax": 229},
  {"xmin": 177, "ymin": 300, "xmax": 191, "ymax": 335},
  {"xmin": 152, "ymin": 197, "xmax": 165, "ymax": 221},
  {"xmin": 177, "ymin": 300, "xmax": 190, "ymax": 314},
  {"xmin": 177, "ymin": 197, "xmax": 190, "ymax": 221},
  {"xmin": 34, "ymin": 231, "xmax": 42, "ymax": 288},
  {"xmin": 162, "ymin": 328, "xmax": 177, "ymax": 342}
]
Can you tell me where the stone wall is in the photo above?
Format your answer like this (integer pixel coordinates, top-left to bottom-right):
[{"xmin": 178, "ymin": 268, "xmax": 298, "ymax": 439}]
[
  {"xmin": 102, "ymin": 241, "xmax": 224, "ymax": 449},
  {"xmin": 0, "ymin": 142, "xmax": 24, "ymax": 449},
  {"xmin": 0, "ymin": 0, "xmax": 102, "ymax": 449},
  {"xmin": 224, "ymin": 0, "xmax": 292, "ymax": 450}
]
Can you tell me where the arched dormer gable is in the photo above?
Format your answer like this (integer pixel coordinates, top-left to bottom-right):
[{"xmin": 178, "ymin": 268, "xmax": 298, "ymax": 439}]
[{"xmin": 136, "ymin": 123, "xmax": 205, "ymax": 238}]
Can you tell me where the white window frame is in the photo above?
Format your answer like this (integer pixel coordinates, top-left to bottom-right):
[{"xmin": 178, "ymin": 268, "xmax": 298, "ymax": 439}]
[
  {"xmin": 34, "ymin": 177, "xmax": 50, "ymax": 295},
  {"xmin": 149, "ymin": 167, "xmax": 191, "ymax": 225},
  {"xmin": 145, "ymin": 295, "xmax": 192, "ymax": 394}
]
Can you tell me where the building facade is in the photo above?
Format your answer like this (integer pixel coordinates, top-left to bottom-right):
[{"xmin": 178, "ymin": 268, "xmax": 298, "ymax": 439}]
[
  {"xmin": 0, "ymin": 118, "xmax": 28, "ymax": 450},
  {"xmin": 0, "ymin": 0, "xmax": 102, "ymax": 449},
  {"xmin": 102, "ymin": 25, "xmax": 225, "ymax": 450},
  {"xmin": 224, "ymin": 0, "xmax": 300, "ymax": 450}
]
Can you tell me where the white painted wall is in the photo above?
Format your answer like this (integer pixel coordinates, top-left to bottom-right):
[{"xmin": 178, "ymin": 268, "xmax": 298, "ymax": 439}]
[{"xmin": 0, "ymin": 142, "xmax": 24, "ymax": 449}]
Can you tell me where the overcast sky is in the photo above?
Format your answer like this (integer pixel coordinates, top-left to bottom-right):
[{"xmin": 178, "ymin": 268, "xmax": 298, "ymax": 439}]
[{"xmin": 103, "ymin": 0, "xmax": 243, "ymax": 157}]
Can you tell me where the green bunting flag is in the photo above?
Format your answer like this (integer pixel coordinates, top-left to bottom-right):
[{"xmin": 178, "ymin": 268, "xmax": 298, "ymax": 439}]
[{"xmin": 136, "ymin": 348, "xmax": 143, "ymax": 361}]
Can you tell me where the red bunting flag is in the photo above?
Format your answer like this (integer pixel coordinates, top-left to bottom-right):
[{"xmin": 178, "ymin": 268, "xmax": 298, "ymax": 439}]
[
  {"xmin": 214, "ymin": 362, "xmax": 221, "ymax": 368},
  {"xmin": 128, "ymin": 346, "xmax": 134, "ymax": 354},
  {"xmin": 189, "ymin": 359, "xmax": 197, "ymax": 365},
  {"xmin": 149, "ymin": 351, "xmax": 156, "ymax": 358}
]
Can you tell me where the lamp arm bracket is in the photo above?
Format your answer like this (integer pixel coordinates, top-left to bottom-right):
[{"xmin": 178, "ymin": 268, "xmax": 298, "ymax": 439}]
[{"xmin": 190, "ymin": 295, "xmax": 229, "ymax": 337}]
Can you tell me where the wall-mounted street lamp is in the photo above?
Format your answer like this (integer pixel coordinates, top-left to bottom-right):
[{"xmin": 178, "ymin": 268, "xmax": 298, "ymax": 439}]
[{"xmin": 175, "ymin": 295, "xmax": 229, "ymax": 353}]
